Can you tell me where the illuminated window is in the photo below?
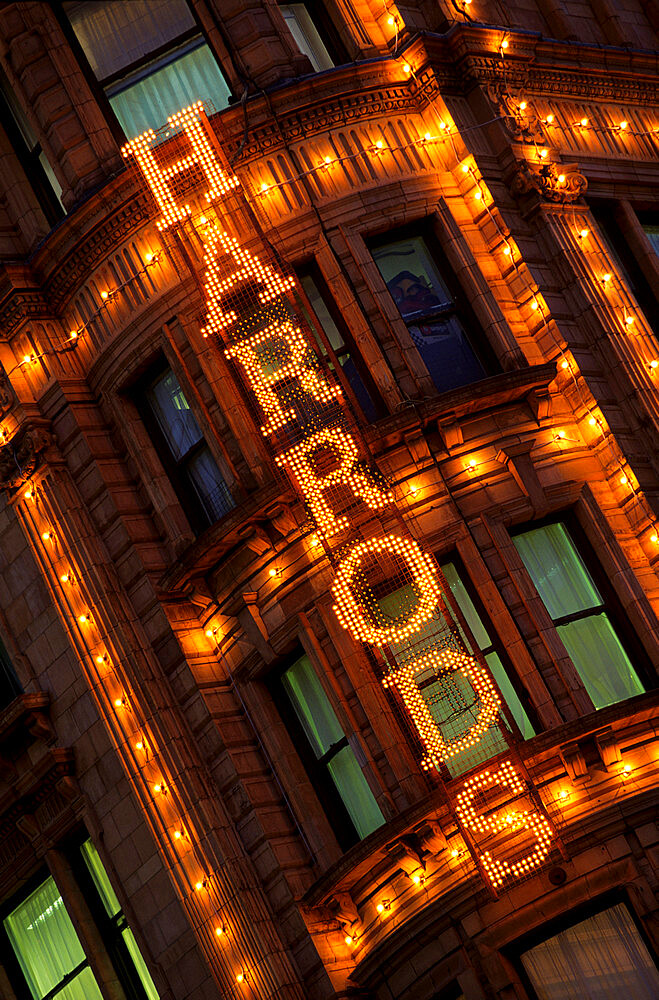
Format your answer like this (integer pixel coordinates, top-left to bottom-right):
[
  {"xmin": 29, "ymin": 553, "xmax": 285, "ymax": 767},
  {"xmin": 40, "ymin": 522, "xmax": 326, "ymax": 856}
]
[
  {"xmin": 512, "ymin": 519, "xmax": 646, "ymax": 709},
  {"xmin": 279, "ymin": 4, "xmax": 336, "ymax": 71},
  {"xmin": 378, "ymin": 573, "xmax": 530, "ymax": 778},
  {"xmin": 639, "ymin": 213, "xmax": 659, "ymax": 257},
  {"xmin": 62, "ymin": 0, "xmax": 231, "ymax": 138},
  {"xmin": 440, "ymin": 557, "xmax": 536, "ymax": 740},
  {"xmin": 0, "ymin": 69, "xmax": 64, "ymax": 226},
  {"xmin": 78, "ymin": 840, "xmax": 160, "ymax": 1000},
  {"xmin": 138, "ymin": 365, "xmax": 235, "ymax": 533},
  {"xmin": 297, "ymin": 267, "xmax": 383, "ymax": 422},
  {"xmin": 370, "ymin": 231, "xmax": 499, "ymax": 395},
  {"xmin": 272, "ymin": 652, "xmax": 384, "ymax": 850},
  {"xmin": 513, "ymin": 899, "xmax": 659, "ymax": 1000},
  {"xmin": 0, "ymin": 635, "xmax": 22, "ymax": 710},
  {"xmin": 3, "ymin": 874, "xmax": 105, "ymax": 1000}
]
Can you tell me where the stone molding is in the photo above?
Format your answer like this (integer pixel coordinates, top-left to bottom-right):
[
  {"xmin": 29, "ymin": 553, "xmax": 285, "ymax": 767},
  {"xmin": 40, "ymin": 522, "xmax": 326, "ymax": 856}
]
[
  {"xmin": 509, "ymin": 160, "xmax": 588, "ymax": 204},
  {"xmin": 0, "ymin": 424, "xmax": 52, "ymax": 491}
]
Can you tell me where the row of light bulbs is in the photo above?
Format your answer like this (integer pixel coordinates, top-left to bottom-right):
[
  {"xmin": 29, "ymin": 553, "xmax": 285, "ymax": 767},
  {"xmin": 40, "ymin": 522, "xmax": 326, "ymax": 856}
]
[{"xmin": 25, "ymin": 484, "xmax": 254, "ymax": 990}]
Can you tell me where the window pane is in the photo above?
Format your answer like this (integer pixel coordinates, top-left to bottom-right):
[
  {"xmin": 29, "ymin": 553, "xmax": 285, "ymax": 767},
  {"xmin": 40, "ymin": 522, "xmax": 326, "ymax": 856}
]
[
  {"xmin": 281, "ymin": 654, "xmax": 344, "ymax": 757},
  {"xmin": 485, "ymin": 651, "xmax": 535, "ymax": 739},
  {"xmin": 520, "ymin": 902, "xmax": 659, "ymax": 1000},
  {"xmin": 558, "ymin": 615, "xmax": 644, "ymax": 708},
  {"xmin": 642, "ymin": 222, "xmax": 659, "ymax": 257},
  {"xmin": 513, "ymin": 523, "xmax": 601, "ymax": 619},
  {"xmin": 57, "ymin": 967, "xmax": 105, "ymax": 1000},
  {"xmin": 66, "ymin": 0, "xmax": 195, "ymax": 80},
  {"xmin": 280, "ymin": 5, "xmax": 334, "ymax": 72},
  {"xmin": 80, "ymin": 841, "xmax": 121, "ymax": 918},
  {"xmin": 121, "ymin": 928, "xmax": 160, "ymax": 1000},
  {"xmin": 326, "ymin": 745, "xmax": 384, "ymax": 839},
  {"xmin": 373, "ymin": 237, "xmax": 452, "ymax": 319},
  {"xmin": 108, "ymin": 41, "xmax": 231, "ymax": 138},
  {"xmin": 4, "ymin": 878, "xmax": 102, "ymax": 1000},
  {"xmin": 146, "ymin": 370, "xmax": 202, "ymax": 461},
  {"xmin": 186, "ymin": 446, "xmax": 235, "ymax": 523},
  {"xmin": 407, "ymin": 316, "xmax": 486, "ymax": 393},
  {"xmin": 441, "ymin": 562, "xmax": 491, "ymax": 650}
]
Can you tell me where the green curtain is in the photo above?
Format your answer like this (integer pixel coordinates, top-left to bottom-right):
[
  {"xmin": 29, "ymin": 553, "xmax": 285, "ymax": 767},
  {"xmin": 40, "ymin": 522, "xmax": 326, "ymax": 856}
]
[
  {"xmin": 282, "ymin": 655, "xmax": 344, "ymax": 757},
  {"xmin": 327, "ymin": 745, "xmax": 384, "ymax": 839},
  {"xmin": 514, "ymin": 523, "xmax": 644, "ymax": 708},
  {"xmin": 4, "ymin": 877, "xmax": 103, "ymax": 1000},
  {"xmin": 81, "ymin": 840, "xmax": 160, "ymax": 1000},
  {"xmin": 109, "ymin": 42, "xmax": 231, "ymax": 139}
]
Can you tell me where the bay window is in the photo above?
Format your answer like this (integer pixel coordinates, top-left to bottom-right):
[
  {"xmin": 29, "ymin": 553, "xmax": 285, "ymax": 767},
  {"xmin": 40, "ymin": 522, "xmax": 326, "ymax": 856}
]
[
  {"xmin": 515, "ymin": 900, "xmax": 659, "ymax": 1000},
  {"xmin": 279, "ymin": 4, "xmax": 340, "ymax": 72},
  {"xmin": 512, "ymin": 520, "xmax": 645, "ymax": 709},
  {"xmin": 273, "ymin": 652, "xmax": 384, "ymax": 850},
  {"xmin": 62, "ymin": 0, "xmax": 231, "ymax": 138},
  {"xmin": 137, "ymin": 365, "xmax": 235, "ymax": 533},
  {"xmin": 370, "ymin": 231, "xmax": 499, "ymax": 395}
]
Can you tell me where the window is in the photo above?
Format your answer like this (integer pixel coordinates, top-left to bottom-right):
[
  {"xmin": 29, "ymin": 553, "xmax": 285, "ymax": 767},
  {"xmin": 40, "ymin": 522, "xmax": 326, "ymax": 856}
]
[
  {"xmin": 297, "ymin": 268, "xmax": 382, "ymax": 422},
  {"xmin": 512, "ymin": 520, "xmax": 645, "ymax": 709},
  {"xmin": 279, "ymin": 4, "xmax": 335, "ymax": 72},
  {"xmin": 3, "ymin": 875, "xmax": 104, "ymax": 1000},
  {"xmin": 138, "ymin": 365, "xmax": 235, "ymax": 533},
  {"xmin": 440, "ymin": 558, "xmax": 536, "ymax": 740},
  {"xmin": 273, "ymin": 652, "xmax": 384, "ymax": 850},
  {"xmin": 516, "ymin": 901, "xmax": 659, "ymax": 1000},
  {"xmin": 63, "ymin": 0, "xmax": 231, "ymax": 138},
  {"xmin": 79, "ymin": 840, "xmax": 159, "ymax": 1000},
  {"xmin": 1, "ymin": 841, "xmax": 160, "ymax": 1000},
  {"xmin": 0, "ymin": 71, "xmax": 64, "ymax": 227},
  {"xmin": 370, "ymin": 232, "xmax": 499, "ymax": 394},
  {"xmin": 0, "ymin": 636, "xmax": 22, "ymax": 711},
  {"xmin": 637, "ymin": 210, "xmax": 659, "ymax": 258},
  {"xmin": 589, "ymin": 202, "xmax": 658, "ymax": 335},
  {"xmin": 378, "ymin": 573, "xmax": 529, "ymax": 778}
]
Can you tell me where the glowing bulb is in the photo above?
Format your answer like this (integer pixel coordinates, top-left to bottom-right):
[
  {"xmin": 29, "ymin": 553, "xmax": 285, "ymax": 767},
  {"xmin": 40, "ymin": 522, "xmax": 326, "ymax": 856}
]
[
  {"xmin": 557, "ymin": 173, "xmax": 566, "ymax": 183},
  {"xmin": 101, "ymin": 290, "xmax": 109, "ymax": 300},
  {"xmin": 144, "ymin": 252, "xmax": 153, "ymax": 263},
  {"xmin": 387, "ymin": 15, "xmax": 395, "ymax": 25},
  {"xmin": 424, "ymin": 132, "xmax": 431, "ymax": 141},
  {"xmin": 215, "ymin": 925, "xmax": 224, "ymax": 937},
  {"xmin": 199, "ymin": 216, "xmax": 207, "ymax": 225},
  {"xmin": 96, "ymin": 655, "xmax": 106, "ymax": 665},
  {"xmin": 412, "ymin": 873, "xmax": 421, "ymax": 884},
  {"xmin": 24, "ymin": 488, "xmax": 34, "ymax": 500},
  {"xmin": 602, "ymin": 273, "xmax": 612, "ymax": 283},
  {"xmin": 531, "ymin": 300, "xmax": 539, "ymax": 311},
  {"xmin": 450, "ymin": 848, "xmax": 459, "ymax": 857},
  {"xmin": 174, "ymin": 830, "xmax": 183, "ymax": 840},
  {"xmin": 580, "ymin": 117, "xmax": 589, "ymax": 127},
  {"xmin": 619, "ymin": 120, "xmax": 628, "ymax": 129},
  {"xmin": 41, "ymin": 530, "xmax": 53, "ymax": 541},
  {"xmin": 375, "ymin": 140, "xmax": 384, "ymax": 149},
  {"xmin": 559, "ymin": 789, "xmax": 569, "ymax": 800},
  {"xmin": 461, "ymin": 163, "xmax": 469, "ymax": 173},
  {"xmin": 345, "ymin": 935, "xmax": 353, "ymax": 945},
  {"xmin": 195, "ymin": 881, "xmax": 203, "ymax": 891},
  {"xmin": 269, "ymin": 568, "xmax": 277, "ymax": 577},
  {"xmin": 468, "ymin": 458, "xmax": 478, "ymax": 469},
  {"xmin": 561, "ymin": 359, "xmax": 569, "ymax": 369},
  {"xmin": 474, "ymin": 190, "xmax": 482, "ymax": 201},
  {"xmin": 236, "ymin": 972, "xmax": 245, "ymax": 984},
  {"xmin": 579, "ymin": 228, "xmax": 589, "ymax": 238},
  {"xmin": 622, "ymin": 763, "xmax": 632, "ymax": 776},
  {"xmin": 519, "ymin": 101, "xmax": 527, "ymax": 110},
  {"xmin": 539, "ymin": 149, "xmax": 548, "ymax": 159},
  {"xmin": 260, "ymin": 182, "xmax": 269, "ymax": 193},
  {"xmin": 78, "ymin": 613, "xmax": 90, "ymax": 624},
  {"xmin": 324, "ymin": 156, "xmax": 332, "ymax": 166},
  {"xmin": 376, "ymin": 903, "xmax": 385, "ymax": 913},
  {"xmin": 403, "ymin": 64, "xmax": 411, "ymax": 74},
  {"xmin": 135, "ymin": 741, "xmax": 144, "ymax": 751},
  {"xmin": 501, "ymin": 38, "xmax": 509, "ymax": 49},
  {"xmin": 503, "ymin": 245, "xmax": 511, "ymax": 256},
  {"xmin": 555, "ymin": 430, "xmax": 566, "ymax": 439},
  {"xmin": 588, "ymin": 416, "xmax": 597, "ymax": 426},
  {"xmin": 23, "ymin": 354, "xmax": 32, "ymax": 364},
  {"xmin": 649, "ymin": 360, "xmax": 658, "ymax": 370},
  {"xmin": 651, "ymin": 532, "xmax": 658, "ymax": 543},
  {"xmin": 70, "ymin": 330, "xmax": 78, "ymax": 339},
  {"xmin": 114, "ymin": 697, "xmax": 123, "ymax": 708},
  {"xmin": 153, "ymin": 783, "xmax": 163, "ymax": 794},
  {"xmin": 620, "ymin": 474, "xmax": 627, "ymax": 485},
  {"xmin": 625, "ymin": 314, "xmax": 634, "ymax": 326},
  {"xmin": 545, "ymin": 113, "xmax": 554, "ymax": 123}
]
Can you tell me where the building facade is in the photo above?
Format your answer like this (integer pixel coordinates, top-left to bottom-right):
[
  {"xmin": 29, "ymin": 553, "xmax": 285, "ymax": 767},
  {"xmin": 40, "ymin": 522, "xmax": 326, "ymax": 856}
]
[{"xmin": 0, "ymin": 2, "xmax": 658, "ymax": 999}]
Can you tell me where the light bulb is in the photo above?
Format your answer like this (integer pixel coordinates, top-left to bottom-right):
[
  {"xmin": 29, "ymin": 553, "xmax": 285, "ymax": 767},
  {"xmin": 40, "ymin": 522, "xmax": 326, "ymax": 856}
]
[
  {"xmin": 23, "ymin": 354, "xmax": 32, "ymax": 364},
  {"xmin": 376, "ymin": 902, "xmax": 385, "ymax": 913},
  {"xmin": 503, "ymin": 245, "xmax": 511, "ymax": 256},
  {"xmin": 236, "ymin": 972, "xmax": 245, "ymax": 983},
  {"xmin": 561, "ymin": 359, "xmax": 569, "ymax": 369},
  {"xmin": 424, "ymin": 132, "xmax": 431, "ymax": 141},
  {"xmin": 375, "ymin": 140, "xmax": 384, "ymax": 149},
  {"xmin": 468, "ymin": 458, "xmax": 478, "ymax": 469},
  {"xmin": 559, "ymin": 789, "xmax": 569, "ymax": 800},
  {"xmin": 344, "ymin": 935, "xmax": 353, "ymax": 945},
  {"xmin": 580, "ymin": 117, "xmax": 589, "ymax": 127},
  {"xmin": 215, "ymin": 925, "xmax": 224, "ymax": 936},
  {"xmin": 539, "ymin": 149, "xmax": 548, "ymax": 158},
  {"xmin": 557, "ymin": 173, "xmax": 566, "ymax": 183},
  {"xmin": 519, "ymin": 101, "xmax": 527, "ymax": 110},
  {"xmin": 269, "ymin": 568, "xmax": 278, "ymax": 577},
  {"xmin": 114, "ymin": 697, "xmax": 124, "ymax": 708},
  {"xmin": 531, "ymin": 300, "xmax": 539, "ymax": 311},
  {"xmin": 461, "ymin": 163, "xmax": 469, "ymax": 173},
  {"xmin": 101, "ymin": 290, "xmax": 109, "ymax": 300},
  {"xmin": 501, "ymin": 38, "xmax": 509, "ymax": 49},
  {"xmin": 602, "ymin": 273, "xmax": 612, "ymax": 283},
  {"xmin": 135, "ymin": 740, "xmax": 144, "ymax": 751},
  {"xmin": 650, "ymin": 532, "xmax": 658, "ymax": 543},
  {"xmin": 144, "ymin": 252, "xmax": 153, "ymax": 263},
  {"xmin": 649, "ymin": 360, "xmax": 658, "ymax": 370},
  {"xmin": 70, "ymin": 330, "xmax": 78, "ymax": 339},
  {"xmin": 403, "ymin": 64, "xmax": 410, "ymax": 73},
  {"xmin": 260, "ymin": 182, "xmax": 269, "ymax": 192},
  {"xmin": 450, "ymin": 848, "xmax": 459, "ymax": 857},
  {"xmin": 474, "ymin": 190, "xmax": 482, "ymax": 201},
  {"xmin": 579, "ymin": 228, "xmax": 589, "ymax": 238},
  {"xmin": 619, "ymin": 474, "xmax": 627, "ymax": 485},
  {"xmin": 625, "ymin": 314, "xmax": 634, "ymax": 326},
  {"xmin": 545, "ymin": 113, "xmax": 554, "ymax": 123},
  {"xmin": 619, "ymin": 120, "xmax": 628, "ymax": 129},
  {"xmin": 588, "ymin": 416, "xmax": 597, "ymax": 426}
]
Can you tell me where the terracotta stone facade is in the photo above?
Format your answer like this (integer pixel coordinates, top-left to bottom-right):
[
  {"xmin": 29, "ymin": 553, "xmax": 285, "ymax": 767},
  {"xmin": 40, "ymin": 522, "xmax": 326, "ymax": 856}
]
[{"xmin": 0, "ymin": 2, "xmax": 657, "ymax": 999}]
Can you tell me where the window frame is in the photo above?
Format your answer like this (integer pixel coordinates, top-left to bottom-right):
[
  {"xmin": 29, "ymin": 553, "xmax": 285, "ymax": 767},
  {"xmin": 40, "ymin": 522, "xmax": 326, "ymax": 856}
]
[
  {"xmin": 133, "ymin": 359, "xmax": 233, "ymax": 535},
  {"xmin": 295, "ymin": 259, "xmax": 386, "ymax": 422},
  {"xmin": 268, "ymin": 649, "xmax": 366, "ymax": 852},
  {"xmin": 52, "ymin": 0, "xmax": 231, "ymax": 144},
  {"xmin": 0, "ymin": 865, "xmax": 101, "ymax": 1000},
  {"xmin": 505, "ymin": 890, "xmax": 659, "ymax": 1000},
  {"xmin": 439, "ymin": 551, "xmax": 541, "ymax": 740},
  {"xmin": 510, "ymin": 510, "xmax": 654, "ymax": 702},
  {"xmin": 278, "ymin": 2, "xmax": 349, "ymax": 70},
  {"xmin": 367, "ymin": 221, "xmax": 502, "ymax": 393},
  {"xmin": 0, "ymin": 74, "xmax": 64, "ymax": 228}
]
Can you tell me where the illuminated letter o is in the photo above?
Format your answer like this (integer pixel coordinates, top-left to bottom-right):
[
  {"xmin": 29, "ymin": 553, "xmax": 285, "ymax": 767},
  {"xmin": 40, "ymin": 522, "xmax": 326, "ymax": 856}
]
[{"xmin": 332, "ymin": 535, "xmax": 441, "ymax": 646}]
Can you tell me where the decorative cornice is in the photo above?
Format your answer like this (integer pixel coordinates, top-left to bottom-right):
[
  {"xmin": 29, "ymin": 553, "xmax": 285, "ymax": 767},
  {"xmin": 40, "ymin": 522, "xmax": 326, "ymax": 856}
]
[
  {"xmin": 0, "ymin": 423, "xmax": 52, "ymax": 491},
  {"xmin": 509, "ymin": 160, "xmax": 588, "ymax": 203}
]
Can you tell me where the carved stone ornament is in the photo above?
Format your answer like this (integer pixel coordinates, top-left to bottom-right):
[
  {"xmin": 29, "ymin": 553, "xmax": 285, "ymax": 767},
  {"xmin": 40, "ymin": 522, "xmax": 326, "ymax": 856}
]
[
  {"xmin": 0, "ymin": 364, "xmax": 16, "ymax": 418},
  {"xmin": 0, "ymin": 427, "xmax": 51, "ymax": 491},
  {"xmin": 510, "ymin": 160, "xmax": 588, "ymax": 203},
  {"xmin": 485, "ymin": 82, "xmax": 545, "ymax": 143}
]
